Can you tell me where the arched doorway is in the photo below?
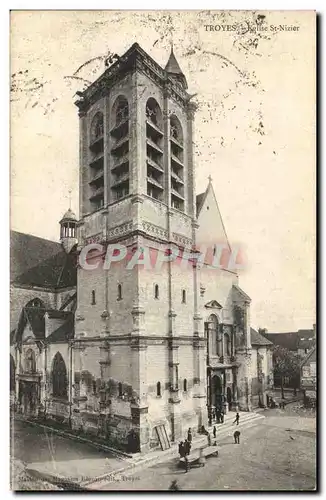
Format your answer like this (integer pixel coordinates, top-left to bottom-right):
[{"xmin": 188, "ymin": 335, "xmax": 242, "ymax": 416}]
[
  {"xmin": 227, "ymin": 387, "xmax": 232, "ymax": 405},
  {"xmin": 52, "ymin": 352, "xmax": 68, "ymax": 399},
  {"xmin": 211, "ymin": 374, "xmax": 223, "ymax": 411}
]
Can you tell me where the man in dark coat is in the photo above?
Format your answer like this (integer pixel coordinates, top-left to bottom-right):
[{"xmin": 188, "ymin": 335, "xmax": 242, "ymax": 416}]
[
  {"xmin": 187, "ymin": 428, "xmax": 193, "ymax": 444},
  {"xmin": 234, "ymin": 430, "xmax": 240, "ymax": 444},
  {"xmin": 213, "ymin": 425, "xmax": 217, "ymax": 438},
  {"xmin": 233, "ymin": 412, "xmax": 240, "ymax": 425}
]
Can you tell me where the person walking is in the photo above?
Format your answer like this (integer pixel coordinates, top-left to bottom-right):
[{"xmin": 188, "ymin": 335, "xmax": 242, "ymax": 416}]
[
  {"xmin": 220, "ymin": 410, "xmax": 225, "ymax": 424},
  {"xmin": 187, "ymin": 428, "xmax": 192, "ymax": 444},
  {"xmin": 233, "ymin": 412, "xmax": 240, "ymax": 425},
  {"xmin": 234, "ymin": 430, "xmax": 240, "ymax": 444},
  {"xmin": 178, "ymin": 441, "xmax": 185, "ymax": 458},
  {"xmin": 213, "ymin": 425, "xmax": 217, "ymax": 438}
]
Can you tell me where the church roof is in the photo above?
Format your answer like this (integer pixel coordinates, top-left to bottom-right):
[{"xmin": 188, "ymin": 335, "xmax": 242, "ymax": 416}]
[
  {"xmin": 11, "ymin": 231, "xmax": 62, "ymax": 282},
  {"xmin": 11, "ymin": 230, "xmax": 77, "ymax": 290},
  {"xmin": 46, "ymin": 313, "xmax": 75, "ymax": 343},
  {"xmin": 250, "ymin": 327, "xmax": 273, "ymax": 346},
  {"xmin": 13, "ymin": 306, "xmax": 74, "ymax": 344},
  {"xmin": 14, "ymin": 249, "xmax": 77, "ymax": 289}
]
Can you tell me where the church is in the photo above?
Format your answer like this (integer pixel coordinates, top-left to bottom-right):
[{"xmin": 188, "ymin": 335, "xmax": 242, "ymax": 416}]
[{"xmin": 10, "ymin": 42, "xmax": 273, "ymax": 452}]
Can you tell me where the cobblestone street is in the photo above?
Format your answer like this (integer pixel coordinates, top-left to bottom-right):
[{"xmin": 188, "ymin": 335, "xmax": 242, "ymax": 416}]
[{"xmin": 100, "ymin": 404, "xmax": 316, "ymax": 491}]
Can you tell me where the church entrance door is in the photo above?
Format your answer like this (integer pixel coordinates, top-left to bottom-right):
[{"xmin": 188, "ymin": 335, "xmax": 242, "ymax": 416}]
[
  {"xmin": 211, "ymin": 375, "xmax": 223, "ymax": 411},
  {"xmin": 20, "ymin": 381, "xmax": 39, "ymax": 416}
]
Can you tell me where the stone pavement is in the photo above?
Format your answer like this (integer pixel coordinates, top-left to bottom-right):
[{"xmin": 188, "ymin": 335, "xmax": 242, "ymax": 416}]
[
  {"xmin": 94, "ymin": 410, "xmax": 316, "ymax": 491},
  {"xmin": 83, "ymin": 410, "xmax": 265, "ymax": 489},
  {"xmin": 24, "ymin": 410, "xmax": 264, "ymax": 489}
]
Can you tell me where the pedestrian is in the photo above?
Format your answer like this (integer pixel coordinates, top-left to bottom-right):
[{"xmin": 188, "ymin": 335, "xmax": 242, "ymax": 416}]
[
  {"xmin": 207, "ymin": 432, "xmax": 212, "ymax": 446},
  {"xmin": 184, "ymin": 439, "xmax": 191, "ymax": 456},
  {"xmin": 213, "ymin": 425, "xmax": 216, "ymax": 438},
  {"xmin": 169, "ymin": 480, "xmax": 180, "ymax": 490},
  {"xmin": 216, "ymin": 409, "xmax": 221, "ymax": 423},
  {"xmin": 220, "ymin": 410, "xmax": 225, "ymax": 424},
  {"xmin": 178, "ymin": 441, "xmax": 185, "ymax": 458},
  {"xmin": 233, "ymin": 412, "xmax": 240, "ymax": 425},
  {"xmin": 187, "ymin": 428, "xmax": 192, "ymax": 444},
  {"xmin": 234, "ymin": 430, "xmax": 240, "ymax": 444}
]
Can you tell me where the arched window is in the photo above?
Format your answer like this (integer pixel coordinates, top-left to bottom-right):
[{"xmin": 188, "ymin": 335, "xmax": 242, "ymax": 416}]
[
  {"xmin": 146, "ymin": 98, "xmax": 162, "ymax": 129},
  {"xmin": 52, "ymin": 352, "xmax": 68, "ymax": 399},
  {"xmin": 156, "ymin": 381, "xmax": 161, "ymax": 397},
  {"xmin": 10, "ymin": 355, "xmax": 15, "ymax": 392},
  {"xmin": 154, "ymin": 284, "xmax": 159, "ymax": 299},
  {"xmin": 25, "ymin": 349, "xmax": 36, "ymax": 373},
  {"xmin": 90, "ymin": 112, "xmax": 104, "ymax": 142},
  {"xmin": 91, "ymin": 290, "xmax": 96, "ymax": 305},
  {"xmin": 114, "ymin": 96, "xmax": 129, "ymax": 125},
  {"xmin": 182, "ymin": 289, "xmax": 186, "ymax": 304},
  {"xmin": 208, "ymin": 314, "xmax": 221, "ymax": 356},
  {"xmin": 224, "ymin": 333, "xmax": 231, "ymax": 356},
  {"xmin": 170, "ymin": 115, "xmax": 183, "ymax": 144},
  {"xmin": 118, "ymin": 382, "xmax": 123, "ymax": 397},
  {"xmin": 117, "ymin": 284, "xmax": 122, "ymax": 300},
  {"xmin": 183, "ymin": 379, "xmax": 187, "ymax": 392}
]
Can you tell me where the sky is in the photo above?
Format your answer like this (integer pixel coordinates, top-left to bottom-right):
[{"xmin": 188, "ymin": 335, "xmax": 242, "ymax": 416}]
[{"xmin": 10, "ymin": 10, "xmax": 316, "ymax": 332}]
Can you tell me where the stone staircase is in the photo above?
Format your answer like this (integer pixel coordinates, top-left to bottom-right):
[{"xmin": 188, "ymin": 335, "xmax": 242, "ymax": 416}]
[{"xmin": 83, "ymin": 410, "xmax": 265, "ymax": 490}]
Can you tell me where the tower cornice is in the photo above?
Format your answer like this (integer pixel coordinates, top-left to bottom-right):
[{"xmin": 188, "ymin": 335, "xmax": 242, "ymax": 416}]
[{"xmin": 74, "ymin": 42, "xmax": 191, "ymax": 114}]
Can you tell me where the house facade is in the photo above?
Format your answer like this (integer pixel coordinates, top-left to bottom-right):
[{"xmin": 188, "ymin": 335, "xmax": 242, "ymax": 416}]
[{"xmin": 300, "ymin": 346, "xmax": 317, "ymax": 405}]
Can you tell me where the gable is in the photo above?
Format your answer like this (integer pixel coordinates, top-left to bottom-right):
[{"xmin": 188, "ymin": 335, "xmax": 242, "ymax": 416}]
[
  {"xmin": 205, "ymin": 300, "xmax": 223, "ymax": 309},
  {"xmin": 196, "ymin": 183, "xmax": 230, "ymax": 252}
]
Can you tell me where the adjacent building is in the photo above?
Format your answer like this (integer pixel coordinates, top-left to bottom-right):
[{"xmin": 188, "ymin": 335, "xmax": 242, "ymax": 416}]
[
  {"xmin": 300, "ymin": 346, "xmax": 317, "ymax": 406},
  {"xmin": 262, "ymin": 327, "xmax": 316, "ymax": 358}
]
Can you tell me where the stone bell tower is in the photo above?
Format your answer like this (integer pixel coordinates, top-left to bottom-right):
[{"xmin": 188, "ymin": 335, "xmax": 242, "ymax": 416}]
[{"xmin": 73, "ymin": 43, "xmax": 206, "ymax": 451}]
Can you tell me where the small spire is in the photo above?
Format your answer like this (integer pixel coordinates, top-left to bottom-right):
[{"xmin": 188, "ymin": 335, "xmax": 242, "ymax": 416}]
[
  {"xmin": 208, "ymin": 175, "xmax": 213, "ymax": 183},
  {"xmin": 68, "ymin": 189, "xmax": 72, "ymax": 210}
]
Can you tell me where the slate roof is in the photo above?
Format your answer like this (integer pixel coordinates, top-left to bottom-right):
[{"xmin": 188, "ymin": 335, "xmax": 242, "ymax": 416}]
[
  {"xmin": 11, "ymin": 231, "xmax": 62, "ymax": 282},
  {"xmin": 46, "ymin": 313, "xmax": 75, "ymax": 343},
  {"xmin": 250, "ymin": 327, "xmax": 273, "ymax": 346},
  {"xmin": 60, "ymin": 208, "xmax": 77, "ymax": 223},
  {"xmin": 13, "ymin": 306, "xmax": 74, "ymax": 345},
  {"xmin": 14, "ymin": 306, "xmax": 46, "ymax": 343},
  {"xmin": 11, "ymin": 231, "xmax": 77, "ymax": 289},
  {"xmin": 263, "ymin": 329, "xmax": 315, "ymax": 352}
]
